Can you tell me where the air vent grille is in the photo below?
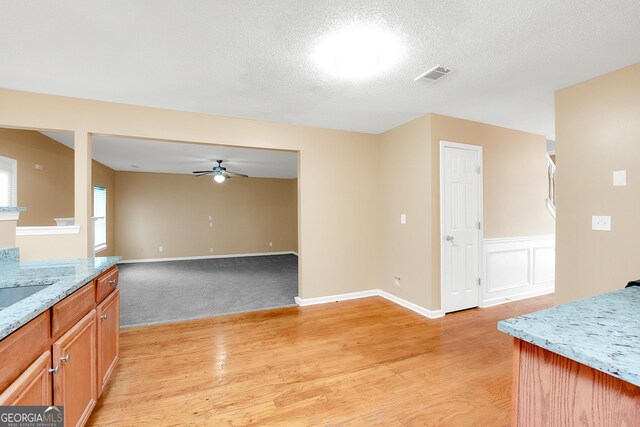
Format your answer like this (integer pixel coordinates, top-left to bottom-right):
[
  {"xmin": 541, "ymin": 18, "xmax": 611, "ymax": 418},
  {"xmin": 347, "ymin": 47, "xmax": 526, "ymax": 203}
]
[{"xmin": 415, "ymin": 65, "xmax": 453, "ymax": 82}]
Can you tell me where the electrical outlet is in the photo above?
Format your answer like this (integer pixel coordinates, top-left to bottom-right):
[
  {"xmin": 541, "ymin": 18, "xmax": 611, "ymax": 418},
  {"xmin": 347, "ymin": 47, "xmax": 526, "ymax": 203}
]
[
  {"xmin": 269, "ymin": 242, "xmax": 273, "ymax": 247},
  {"xmin": 159, "ymin": 246, "xmax": 164, "ymax": 252},
  {"xmin": 209, "ymin": 222, "xmax": 213, "ymax": 227},
  {"xmin": 209, "ymin": 248, "xmax": 213, "ymax": 253},
  {"xmin": 393, "ymin": 276, "xmax": 401, "ymax": 287},
  {"xmin": 592, "ymin": 216, "xmax": 611, "ymax": 231}
]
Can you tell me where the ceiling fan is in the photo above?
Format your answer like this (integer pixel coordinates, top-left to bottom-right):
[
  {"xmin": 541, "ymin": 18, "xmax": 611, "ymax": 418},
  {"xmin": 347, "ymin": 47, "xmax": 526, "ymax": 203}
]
[{"xmin": 192, "ymin": 160, "xmax": 248, "ymax": 183}]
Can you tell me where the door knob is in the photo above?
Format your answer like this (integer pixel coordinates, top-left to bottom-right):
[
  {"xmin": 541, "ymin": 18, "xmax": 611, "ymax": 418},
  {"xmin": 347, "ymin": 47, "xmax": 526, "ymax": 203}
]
[
  {"xmin": 101, "ymin": 314, "xmax": 108, "ymax": 320},
  {"xmin": 445, "ymin": 235, "xmax": 454, "ymax": 242},
  {"xmin": 61, "ymin": 354, "xmax": 70, "ymax": 362}
]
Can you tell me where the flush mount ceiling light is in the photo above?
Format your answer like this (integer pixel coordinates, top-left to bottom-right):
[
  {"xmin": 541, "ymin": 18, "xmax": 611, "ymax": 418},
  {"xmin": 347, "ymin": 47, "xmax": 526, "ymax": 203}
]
[
  {"xmin": 312, "ymin": 24, "xmax": 404, "ymax": 80},
  {"xmin": 213, "ymin": 174, "xmax": 226, "ymax": 183}
]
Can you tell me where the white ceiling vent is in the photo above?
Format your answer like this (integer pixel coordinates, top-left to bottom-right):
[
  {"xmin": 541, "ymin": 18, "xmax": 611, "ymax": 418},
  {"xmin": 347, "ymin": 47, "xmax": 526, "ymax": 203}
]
[{"xmin": 414, "ymin": 65, "xmax": 453, "ymax": 82}]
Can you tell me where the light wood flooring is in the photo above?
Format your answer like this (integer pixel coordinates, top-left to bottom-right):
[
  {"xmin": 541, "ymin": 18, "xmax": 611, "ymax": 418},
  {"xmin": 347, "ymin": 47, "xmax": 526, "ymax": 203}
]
[{"xmin": 88, "ymin": 294, "xmax": 553, "ymax": 426}]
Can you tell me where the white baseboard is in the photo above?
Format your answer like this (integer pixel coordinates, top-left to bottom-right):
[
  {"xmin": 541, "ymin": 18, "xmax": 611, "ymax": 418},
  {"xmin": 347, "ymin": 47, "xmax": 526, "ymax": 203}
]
[
  {"xmin": 481, "ymin": 287, "xmax": 555, "ymax": 308},
  {"xmin": 291, "ymin": 252, "xmax": 299, "ymax": 256},
  {"xmin": 377, "ymin": 290, "xmax": 444, "ymax": 319},
  {"xmin": 295, "ymin": 289, "xmax": 444, "ymax": 319},
  {"xmin": 294, "ymin": 290, "xmax": 378, "ymax": 306},
  {"xmin": 120, "ymin": 251, "xmax": 297, "ymax": 264}
]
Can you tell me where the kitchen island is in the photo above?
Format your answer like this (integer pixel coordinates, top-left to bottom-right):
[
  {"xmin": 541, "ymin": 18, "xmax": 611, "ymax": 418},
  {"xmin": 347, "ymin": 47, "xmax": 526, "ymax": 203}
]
[
  {"xmin": 498, "ymin": 287, "xmax": 640, "ymax": 425},
  {"xmin": 0, "ymin": 247, "xmax": 121, "ymax": 427}
]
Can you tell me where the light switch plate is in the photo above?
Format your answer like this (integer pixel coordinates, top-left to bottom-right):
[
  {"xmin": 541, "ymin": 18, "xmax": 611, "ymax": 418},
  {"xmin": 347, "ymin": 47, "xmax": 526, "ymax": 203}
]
[
  {"xmin": 400, "ymin": 214, "xmax": 407, "ymax": 224},
  {"xmin": 613, "ymin": 170, "xmax": 627, "ymax": 186},
  {"xmin": 592, "ymin": 216, "xmax": 611, "ymax": 231}
]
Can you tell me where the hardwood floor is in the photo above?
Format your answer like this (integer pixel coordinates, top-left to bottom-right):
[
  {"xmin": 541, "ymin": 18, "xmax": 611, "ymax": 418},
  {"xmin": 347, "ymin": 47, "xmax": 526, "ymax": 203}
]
[{"xmin": 88, "ymin": 294, "xmax": 553, "ymax": 426}]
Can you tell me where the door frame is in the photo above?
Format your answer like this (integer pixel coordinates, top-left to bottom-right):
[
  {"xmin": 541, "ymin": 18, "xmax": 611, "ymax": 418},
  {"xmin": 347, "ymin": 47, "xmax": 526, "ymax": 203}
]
[{"xmin": 439, "ymin": 140, "xmax": 484, "ymax": 313}]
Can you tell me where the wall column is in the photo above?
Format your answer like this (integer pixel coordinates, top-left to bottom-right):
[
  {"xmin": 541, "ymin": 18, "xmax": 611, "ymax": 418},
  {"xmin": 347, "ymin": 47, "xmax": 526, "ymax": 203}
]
[{"xmin": 74, "ymin": 131, "xmax": 93, "ymax": 257}]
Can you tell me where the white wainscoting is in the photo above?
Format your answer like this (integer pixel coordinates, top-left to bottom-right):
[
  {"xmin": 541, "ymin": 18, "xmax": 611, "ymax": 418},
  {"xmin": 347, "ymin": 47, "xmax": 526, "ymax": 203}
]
[{"xmin": 481, "ymin": 235, "xmax": 555, "ymax": 307}]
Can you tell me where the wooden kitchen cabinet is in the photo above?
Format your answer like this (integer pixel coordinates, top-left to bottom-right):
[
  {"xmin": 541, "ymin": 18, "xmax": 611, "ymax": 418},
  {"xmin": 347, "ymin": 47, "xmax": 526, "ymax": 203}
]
[
  {"xmin": 96, "ymin": 288, "xmax": 120, "ymax": 395},
  {"xmin": 0, "ymin": 264, "xmax": 119, "ymax": 426},
  {"xmin": 53, "ymin": 310, "xmax": 98, "ymax": 427},
  {"xmin": 0, "ymin": 350, "xmax": 52, "ymax": 406}
]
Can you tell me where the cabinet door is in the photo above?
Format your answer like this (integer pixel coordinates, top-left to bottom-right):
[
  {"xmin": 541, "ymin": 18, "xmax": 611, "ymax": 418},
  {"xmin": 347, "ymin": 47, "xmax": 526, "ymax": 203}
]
[
  {"xmin": 97, "ymin": 289, "xmax": 120, "ymax": 395},
  {"xmin": 53, "ymin": 310, "xmax": 97, "ymax": 427},
  {"xmin": 0, "ymin": 350, "xmax": 52, "ymax": 406}
]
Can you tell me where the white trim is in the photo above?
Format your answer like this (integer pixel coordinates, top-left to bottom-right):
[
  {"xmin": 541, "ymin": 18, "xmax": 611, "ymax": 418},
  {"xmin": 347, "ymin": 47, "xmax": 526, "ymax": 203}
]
[
  {"xmin": 291, "ymin": 251, "xmax": 299, "ymax": 256},
  {"xmin": 120, "ymin": 251, "xmax": 297, "ymax": 264},
  {"xmin": 481, "ymin": 287, "xmax": 555, "ymax": 308},
  {"xmin": 295, "ymin": 289, "xmax": 444, "ymax": 319},
  {"xmin": 377, "ymin": 290, "xmax": 444, "ymax": 319},
  {"xmin": 95, "ymin": 244, "xmax": 108, "ymax": 254},
  {"xmin": 0, "ymin": 155, "xmax": 17, "ymax": 207},
  {"xmin": 16, "ymin": 225, "xmax": 81, "ymax": 236},
  {"xmin": 294, "ymin": 290, "xmax": 378, "ymax": 306},
  {"xmin": 439, "ymin": 140, "xmax": 484, "ymax": 314},
  {"xmin": 547, "ymin": 150, "xmax": 556, "ymax": 156},
  {"xmin": 483, "ymin": 234, "xmax": 555, "ymax": 244},
  {"xmin": 480, "ymin": 235, "xmax": 555, "ymax": 308},
  {"xmin": 0, "ymin": 211, "xmax": 20, "ymax": 221}
]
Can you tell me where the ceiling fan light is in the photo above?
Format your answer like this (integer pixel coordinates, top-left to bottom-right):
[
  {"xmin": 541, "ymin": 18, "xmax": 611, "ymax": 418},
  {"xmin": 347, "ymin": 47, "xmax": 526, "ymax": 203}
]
[{"xmin": 213, "ymin": 174, "xmax": 226, "ymax": 183}]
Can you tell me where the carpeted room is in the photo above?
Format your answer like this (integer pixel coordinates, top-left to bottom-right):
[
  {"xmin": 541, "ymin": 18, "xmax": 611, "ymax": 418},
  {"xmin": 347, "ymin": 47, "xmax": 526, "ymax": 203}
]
[{"xmin": 4, "ymin": 129, "xmax": 300, "ymax": 326}]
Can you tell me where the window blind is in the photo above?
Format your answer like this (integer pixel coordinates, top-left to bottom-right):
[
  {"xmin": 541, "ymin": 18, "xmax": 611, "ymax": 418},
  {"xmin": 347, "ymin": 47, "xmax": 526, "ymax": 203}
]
[
  {"xmin": 94, "ymin": 186, "xmax": 107, "ymax": 248},
  {"xmin": 0, "ymin": 155, "xmax": 17, "ymax": 206}
]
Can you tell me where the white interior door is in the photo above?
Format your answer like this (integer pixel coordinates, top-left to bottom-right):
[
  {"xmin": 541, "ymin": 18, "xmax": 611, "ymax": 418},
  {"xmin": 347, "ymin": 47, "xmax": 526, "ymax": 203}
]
[{"xmin": 441, "ymin": 142, "xmax": 482, "ymax": 313}]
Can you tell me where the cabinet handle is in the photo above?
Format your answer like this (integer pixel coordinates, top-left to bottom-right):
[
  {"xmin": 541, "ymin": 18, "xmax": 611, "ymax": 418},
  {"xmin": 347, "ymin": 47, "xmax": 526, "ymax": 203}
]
[
  {"xmin": 60, "ymin": 354, "xmax": 70, "ymax": 362},
  {"xmin": 49, "ymin": 366, "xmax": 60, "ymax": 374},
  {"xmin": 108, "ymin": 280, "xmax": 116, "ymax": 285},
  {"xmin": 101, "ymin": 314, "xmax": 108, "ymax": 320}
]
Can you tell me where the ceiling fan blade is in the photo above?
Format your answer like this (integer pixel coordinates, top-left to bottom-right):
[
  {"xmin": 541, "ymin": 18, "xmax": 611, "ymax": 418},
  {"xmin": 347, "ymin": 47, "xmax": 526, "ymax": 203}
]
[
  {"xmin": 192, "ymin": 170, "xmax": 213, "ymax": 174},
  {"xmin": 194, "ymin": 172, "xmax": 213, "ymax": 177},
  {"xmin": 225, "ymin": 171, "xmax": 249, "ymax": 177}
]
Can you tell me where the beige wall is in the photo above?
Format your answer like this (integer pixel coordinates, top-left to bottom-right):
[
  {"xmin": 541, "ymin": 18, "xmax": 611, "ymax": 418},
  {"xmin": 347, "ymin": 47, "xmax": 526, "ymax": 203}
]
[
  {"xmin": 0, "ymin": 128, "xmax": 74, "ymax": 226},
  {"xmin": 0, "ymin": 220, "xmax": 17, "ymax": 248},
  {"xmin": 379, "ymin": 113, "xmax": 553, "ymax": 310},
  {"xmin": 114, "ymin": 172, "xmax": 296, "ymax": 260},
  {"xmin": 378, "ymin": 116, "xmax": 432, "ymax": 308},
  {"xmin": 0, "ymin": 88, "xmax": 379, "ymax": 299},
  {"xmin": 0, "ymin": 87, "xmax": 552, "ymax": 304},
  {"xmin": 0, "ymin": 127, "xmax": 117, "ymax": 256},
  {"xmin": 555, "ymin": 63, "xmax": 640, "ymax": 304}
]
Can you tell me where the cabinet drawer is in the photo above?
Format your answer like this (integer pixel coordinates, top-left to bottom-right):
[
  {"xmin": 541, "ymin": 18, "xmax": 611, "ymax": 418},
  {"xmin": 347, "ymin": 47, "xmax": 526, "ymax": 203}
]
[
  {"xmin": 52, "ymin": 283, "xmax": 96, "ymax": 338},
  {"xmin": 0, "ymin": 312, "xmax": 50, "ymax": 392},
  {"xmin": 96, "ymin": 267, "xmax": 118, "ymax": 304}
]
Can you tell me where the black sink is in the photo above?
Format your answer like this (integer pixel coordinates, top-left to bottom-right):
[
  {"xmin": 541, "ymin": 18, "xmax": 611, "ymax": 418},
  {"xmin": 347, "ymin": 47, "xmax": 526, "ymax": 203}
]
[{"xmin": 0, "ymin": 285, "xmax": 51, "ymax": 310}]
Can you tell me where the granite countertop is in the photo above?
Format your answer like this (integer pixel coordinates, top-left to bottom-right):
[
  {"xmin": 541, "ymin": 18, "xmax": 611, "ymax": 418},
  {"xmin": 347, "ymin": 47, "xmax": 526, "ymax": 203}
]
[
  {"xmin": 498, "ymin": 287, "xmax": 640, "ymax": 387},
  {"xmin": 0, "ymin": 255, "xmax": 121, "ymax": 340},
  {"xmin": 0, "ymin": 207, "xmax": 27, "ymax": 212}
]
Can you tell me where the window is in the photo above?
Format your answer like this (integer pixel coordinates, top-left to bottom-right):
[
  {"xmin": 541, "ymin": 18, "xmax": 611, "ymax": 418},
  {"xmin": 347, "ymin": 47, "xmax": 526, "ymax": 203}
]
[
  {"xmin": 0, "ymin": 155, "xmax": 17, "ymax": 206},
  {"xmin": 94, "ymin": 186, "xmax": 107, "ymax": 251}
]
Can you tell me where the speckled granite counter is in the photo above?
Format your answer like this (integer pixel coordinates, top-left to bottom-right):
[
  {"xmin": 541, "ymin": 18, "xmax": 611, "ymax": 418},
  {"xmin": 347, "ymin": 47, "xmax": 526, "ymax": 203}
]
[
  {"xmin": 498, "ymin": 287, "xmax": 640, "ymax": 387},
  {"xmin": 0, "ymin": 255, "xmax": 121, "ymax": 340}
]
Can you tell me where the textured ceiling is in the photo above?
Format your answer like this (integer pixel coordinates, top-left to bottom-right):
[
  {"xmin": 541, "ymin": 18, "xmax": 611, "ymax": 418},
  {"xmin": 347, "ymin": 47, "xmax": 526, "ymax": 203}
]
[
  {"xmin": 42, "ymin": 132, "xmax": 298, "ymax": 178},
  {"xmin": 2, "ymin": 1, "xmax": 640, "ymax": 138}
]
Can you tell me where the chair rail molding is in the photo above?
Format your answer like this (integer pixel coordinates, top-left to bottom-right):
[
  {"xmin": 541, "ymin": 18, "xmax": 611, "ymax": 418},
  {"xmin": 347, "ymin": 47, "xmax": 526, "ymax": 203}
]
[{"xmin": 481, "ymin": 234, "xmax": 555, "ymax": 307}]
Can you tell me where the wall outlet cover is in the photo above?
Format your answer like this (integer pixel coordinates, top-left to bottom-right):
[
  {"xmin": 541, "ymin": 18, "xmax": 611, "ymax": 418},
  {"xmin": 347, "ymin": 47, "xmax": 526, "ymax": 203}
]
[
  {"xmin": 613, "ymin": 170, "xmax": 627, "ymax": 186},
  {"xmin": 592, "ymin": 216, "xmax": 611, "ymax": 231}
]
